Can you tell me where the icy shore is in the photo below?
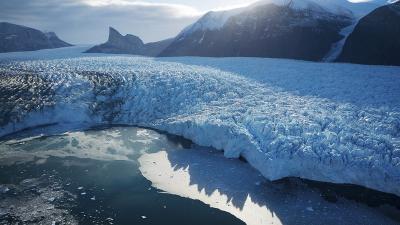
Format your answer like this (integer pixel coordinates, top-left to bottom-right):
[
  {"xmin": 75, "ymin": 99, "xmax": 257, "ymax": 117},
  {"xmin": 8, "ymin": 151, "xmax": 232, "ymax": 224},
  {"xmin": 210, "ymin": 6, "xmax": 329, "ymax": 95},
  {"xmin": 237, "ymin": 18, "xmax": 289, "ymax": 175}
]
[{"xmin": 0, "ymin": 48, "xmax": 399, "ymax": 196}]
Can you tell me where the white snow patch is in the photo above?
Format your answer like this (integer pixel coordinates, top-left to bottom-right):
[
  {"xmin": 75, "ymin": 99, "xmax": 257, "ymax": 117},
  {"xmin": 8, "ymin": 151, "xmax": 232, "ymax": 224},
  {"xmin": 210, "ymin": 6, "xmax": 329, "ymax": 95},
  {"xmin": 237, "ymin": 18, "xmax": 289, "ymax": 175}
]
[
  {"xmin": 322, "ymin": 21, "xmax": 358, "ymax": 62},
  {"xmin": 177, "ymin": 7, "xmax": 245, "ymax": 38}
]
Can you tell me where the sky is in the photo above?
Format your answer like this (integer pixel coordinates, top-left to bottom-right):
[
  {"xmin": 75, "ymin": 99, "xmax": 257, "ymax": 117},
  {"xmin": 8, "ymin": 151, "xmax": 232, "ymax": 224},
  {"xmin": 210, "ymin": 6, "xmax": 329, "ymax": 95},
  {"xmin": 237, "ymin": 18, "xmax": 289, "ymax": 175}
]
[
  {"xmin": 0, "ymin": 0, "xmax": 388, "ymax": 44},
  {"xmin": 0, "ymin": 0, "xmax": 259, "ymax": 44}
]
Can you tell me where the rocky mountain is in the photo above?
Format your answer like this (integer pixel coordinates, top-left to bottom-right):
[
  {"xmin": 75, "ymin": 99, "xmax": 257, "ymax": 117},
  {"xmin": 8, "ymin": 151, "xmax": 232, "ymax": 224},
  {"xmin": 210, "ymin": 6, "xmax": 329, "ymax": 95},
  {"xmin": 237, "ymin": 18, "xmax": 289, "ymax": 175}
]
[
  {"xmin": 0, "ymin": 22, "xmax": 72, "ymax": 53},
  {"xmin": 85, "ymin": 27, "xmax": 173, "ymax": 57},
  {"xmin": 159, "ymin": 0, "xmax": 398, "ymax": 62},
  {"xmin": 141, "ymin": 38, "xmax": 175, "ymax": 57},
  {"xmin": 44, "ymin": 32, "xmax": 73, "ymax": 49},
  {"xmin": 337, "ymin": 1, "xmax": 400, "ymax": 66},
  {"xmin": 159, "ymin": 1, "xmax": 353, "ymax": 61},
  {"xmin": 85, "ymin": 27, "xmax": 144, "ymax": 54}
]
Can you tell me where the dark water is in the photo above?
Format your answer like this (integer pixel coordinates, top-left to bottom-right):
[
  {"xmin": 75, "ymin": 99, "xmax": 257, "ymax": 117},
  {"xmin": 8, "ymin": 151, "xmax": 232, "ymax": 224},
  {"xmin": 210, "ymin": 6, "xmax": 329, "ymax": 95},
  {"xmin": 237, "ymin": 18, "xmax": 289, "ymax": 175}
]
[
  {"xmin": 0, "ymin": 150, "xmax": 244, "ymax": 225},
  {"xmin": 0, "ymin": 126, "xmax": 245, "ymax": 225}
]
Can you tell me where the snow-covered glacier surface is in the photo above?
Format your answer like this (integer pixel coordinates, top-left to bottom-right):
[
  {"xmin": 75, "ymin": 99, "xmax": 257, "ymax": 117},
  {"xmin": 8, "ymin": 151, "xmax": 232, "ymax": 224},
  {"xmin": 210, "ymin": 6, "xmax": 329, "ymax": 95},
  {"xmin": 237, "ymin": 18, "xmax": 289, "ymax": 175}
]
[{"xmin": 0, "ymin": 47, "xmax": 399, "ymax": 196}]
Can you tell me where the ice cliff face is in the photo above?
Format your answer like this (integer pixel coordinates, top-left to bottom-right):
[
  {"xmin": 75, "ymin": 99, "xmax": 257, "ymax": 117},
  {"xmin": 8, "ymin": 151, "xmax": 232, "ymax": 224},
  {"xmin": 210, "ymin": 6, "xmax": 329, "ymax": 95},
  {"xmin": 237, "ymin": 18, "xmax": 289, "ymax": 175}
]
[{"xmin": 0, "ymin": 54, "xmax": 399, "ymax": 196}]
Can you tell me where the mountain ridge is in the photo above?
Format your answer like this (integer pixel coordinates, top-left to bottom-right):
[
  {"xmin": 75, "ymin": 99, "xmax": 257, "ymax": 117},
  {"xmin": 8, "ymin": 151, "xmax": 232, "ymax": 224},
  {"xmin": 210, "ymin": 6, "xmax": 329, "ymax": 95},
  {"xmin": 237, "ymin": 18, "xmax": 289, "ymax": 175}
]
[
  {"xmin": 336, "ymin": 1, "xmax": 400, "ymax": 65},
  {"xmin": 159, "ymin": 2, "xmax": 353, "ymax": 61},
  {"xmin": 0, "ymin": 22, "xmax": 72, "ymax": 53},
  {"xmin": 85, "ymin": 27, "xmax": 173, "ymax": 57}
]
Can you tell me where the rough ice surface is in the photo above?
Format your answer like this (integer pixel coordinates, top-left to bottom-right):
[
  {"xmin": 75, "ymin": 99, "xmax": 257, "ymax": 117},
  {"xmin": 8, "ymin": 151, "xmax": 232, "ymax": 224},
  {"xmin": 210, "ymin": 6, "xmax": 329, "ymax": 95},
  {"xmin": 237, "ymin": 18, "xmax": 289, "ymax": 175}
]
[{"xmin": 0, "ymin": 47, "xmax": 399, "ymax": 196}]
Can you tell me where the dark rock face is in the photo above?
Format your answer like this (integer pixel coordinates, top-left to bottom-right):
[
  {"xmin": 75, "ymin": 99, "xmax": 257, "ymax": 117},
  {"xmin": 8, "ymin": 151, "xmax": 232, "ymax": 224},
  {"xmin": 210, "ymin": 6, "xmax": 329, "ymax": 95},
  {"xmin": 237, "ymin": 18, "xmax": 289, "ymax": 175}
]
[
  {"xmin": 141, "ymin": 38, "xmax": 174, "ymax": 57},
  {"xmin": 160, "ymin": 3, "xmax": 352, "ymax": 61},
  {"xmin": 86, "ymin": 27, "xmax": 144, "ymax": 54},
  {"xmin": 85, "ymin": 27, "xmax": 173, "ymax": 57},
  {"xmin": 337, "ymin": 2, "xmax": 400, "ymax": 66},
  {"xmin": 44, "ymin": 32, "xmax": 72, "ymax": 48},
  {"xmin": 0, "ymin": 22, "xmax": 72, "ymax": 53}
]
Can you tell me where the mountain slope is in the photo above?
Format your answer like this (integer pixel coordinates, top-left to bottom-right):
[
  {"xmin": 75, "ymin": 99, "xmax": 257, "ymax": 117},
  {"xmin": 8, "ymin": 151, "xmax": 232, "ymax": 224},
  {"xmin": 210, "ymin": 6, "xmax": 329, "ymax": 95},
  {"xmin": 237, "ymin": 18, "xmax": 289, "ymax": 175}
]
[
  {"xmin": 141, "ymin": 38, "xmax": 174, "ymax": 57},
  {"xmin": 336, "ymin": 1, "xmax": 400, "ymax": 66},
  {"xmin": 0, "ymin": 22, "xmax": 72, "ymax": 53},
  {"xmin": 160, "ymin": 2, "xmax": 352, "ymax": 61}
]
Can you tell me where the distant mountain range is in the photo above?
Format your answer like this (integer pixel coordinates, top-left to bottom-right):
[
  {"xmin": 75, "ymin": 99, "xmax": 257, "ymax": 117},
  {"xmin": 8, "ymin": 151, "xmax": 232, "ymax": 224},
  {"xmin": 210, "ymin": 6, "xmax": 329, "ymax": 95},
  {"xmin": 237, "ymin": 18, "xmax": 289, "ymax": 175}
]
[
  {"xmin": 159, "ymin": 0, "xmax": 400, "ymax": 66},
  {"xmin": 159, "ymin": 2, "xmax": 353, "ymax": 61},
  {"xmin": 86, "ymin": 0, "xmax": 399, "ymax": 66},
  {"xmin": 0, "ymin": 22, "xmax": 72, "ymax": 53},
  {"xmin": 85, "ymin": 27, "xmax": 173, "ymax": 57},
  {"xmin": 1, "ymin": 0, "xmax": 399, "ymax": 66}
]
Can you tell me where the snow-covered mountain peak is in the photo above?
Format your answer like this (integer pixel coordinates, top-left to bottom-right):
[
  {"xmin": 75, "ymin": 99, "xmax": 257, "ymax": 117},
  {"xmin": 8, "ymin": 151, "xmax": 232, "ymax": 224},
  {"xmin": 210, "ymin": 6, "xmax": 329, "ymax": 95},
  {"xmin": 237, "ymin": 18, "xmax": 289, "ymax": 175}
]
[
  {"xmin": 177, "ymin": 7, "xmax": 245, "ymax": 37},
  {"xmin": 179, "ymin": 0, "xmax": 392, "ymax": 38},
  {"xmin": 251, "ymin": 0, "xmax": 394, "ymax": 17}
]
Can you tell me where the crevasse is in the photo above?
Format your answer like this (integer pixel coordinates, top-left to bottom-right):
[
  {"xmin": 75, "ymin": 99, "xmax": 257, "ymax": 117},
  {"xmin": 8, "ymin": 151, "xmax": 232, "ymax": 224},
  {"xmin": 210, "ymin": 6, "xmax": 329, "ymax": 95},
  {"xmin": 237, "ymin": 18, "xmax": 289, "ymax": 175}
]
[{"xmin": 0, "ymin": 55, "xmax": 399, "ymax": 196}]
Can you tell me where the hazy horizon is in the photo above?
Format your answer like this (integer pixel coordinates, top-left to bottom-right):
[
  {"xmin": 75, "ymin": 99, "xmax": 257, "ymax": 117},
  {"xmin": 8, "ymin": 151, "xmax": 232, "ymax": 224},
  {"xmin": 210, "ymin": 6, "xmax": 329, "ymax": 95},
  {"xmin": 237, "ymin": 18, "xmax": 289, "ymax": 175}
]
[{"xmin": 0, "ymin": 0, "xmax": 386, "ymax": 44}]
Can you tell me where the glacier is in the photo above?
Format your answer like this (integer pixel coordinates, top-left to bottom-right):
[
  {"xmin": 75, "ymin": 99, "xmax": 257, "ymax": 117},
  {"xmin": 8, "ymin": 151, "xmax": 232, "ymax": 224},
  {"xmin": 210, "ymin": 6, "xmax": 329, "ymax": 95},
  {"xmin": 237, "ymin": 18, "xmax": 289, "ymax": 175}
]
[{"xmin": 0, "ymin": 47, "xmax": 399, "ymax": 196}]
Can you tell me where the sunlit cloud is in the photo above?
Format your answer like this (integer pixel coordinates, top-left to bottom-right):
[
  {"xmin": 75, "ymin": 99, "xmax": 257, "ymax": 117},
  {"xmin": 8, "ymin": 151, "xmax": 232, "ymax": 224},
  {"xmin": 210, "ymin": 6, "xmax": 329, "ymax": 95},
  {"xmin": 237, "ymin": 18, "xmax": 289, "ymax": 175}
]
[
  {"xmin": 0, "ymin": 0, "xmax": 202, "ymax": 43},
  {"xmin": 79, "ymin": 0, "xmax": 202, "ymax": 17}
]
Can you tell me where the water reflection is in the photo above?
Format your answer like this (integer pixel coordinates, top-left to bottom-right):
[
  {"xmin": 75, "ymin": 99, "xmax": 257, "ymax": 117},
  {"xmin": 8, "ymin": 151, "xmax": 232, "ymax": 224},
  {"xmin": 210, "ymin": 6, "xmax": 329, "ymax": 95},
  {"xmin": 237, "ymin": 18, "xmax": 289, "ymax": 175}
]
[
  {"xmin": 139, "ymin": 147, "xmax": 399, "ymax": 225},
  {"xmin": 0, "ymin": 126, "xmax": 170, "ymax": 165}
]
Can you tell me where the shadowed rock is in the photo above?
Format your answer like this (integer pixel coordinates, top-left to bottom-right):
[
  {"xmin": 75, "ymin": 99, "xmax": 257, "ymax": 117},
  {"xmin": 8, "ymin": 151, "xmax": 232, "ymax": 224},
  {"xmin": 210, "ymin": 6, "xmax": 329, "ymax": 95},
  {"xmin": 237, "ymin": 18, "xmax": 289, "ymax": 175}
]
[
  {"xmin": 337, "ymin": 1, "xmax": 400, "ymax": 66},
  {"xmin": 159, "ymin": 3, "xmax": 352, "ymax": 61},
  {"xmin": 0, "ymin": 22, "xmax": 72, "ymax": 53},
  {"xmin": 85, "ymin": 27, "xmax": 173, "ymax": 57}
]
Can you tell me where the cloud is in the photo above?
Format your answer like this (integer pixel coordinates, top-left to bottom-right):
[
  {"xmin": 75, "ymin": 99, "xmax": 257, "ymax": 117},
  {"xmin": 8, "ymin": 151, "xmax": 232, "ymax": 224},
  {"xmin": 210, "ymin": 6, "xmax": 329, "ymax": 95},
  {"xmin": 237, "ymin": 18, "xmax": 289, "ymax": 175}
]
[
  {"xmin": 78, "ymin": 0, "xmax": 202, "ymax": 18},
  {"xmin": 0, "ymin": 0, "xmax": 201, "ymax": 43}
]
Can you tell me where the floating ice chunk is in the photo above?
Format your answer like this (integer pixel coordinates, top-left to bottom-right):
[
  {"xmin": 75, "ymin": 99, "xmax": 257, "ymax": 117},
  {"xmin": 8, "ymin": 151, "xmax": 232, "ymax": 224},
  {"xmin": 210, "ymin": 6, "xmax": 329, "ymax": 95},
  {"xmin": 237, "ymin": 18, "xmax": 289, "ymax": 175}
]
[
  {"xmin": 306, "ymin": 207, "xmax": 314, "ymax": 212},
  {"xmin": 0, "ymin": 208, "xmax": 8, "ymax": 216},
  {"xmin": 0, "ymin": 185, "xmax": 9, "ymax": 194}
]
